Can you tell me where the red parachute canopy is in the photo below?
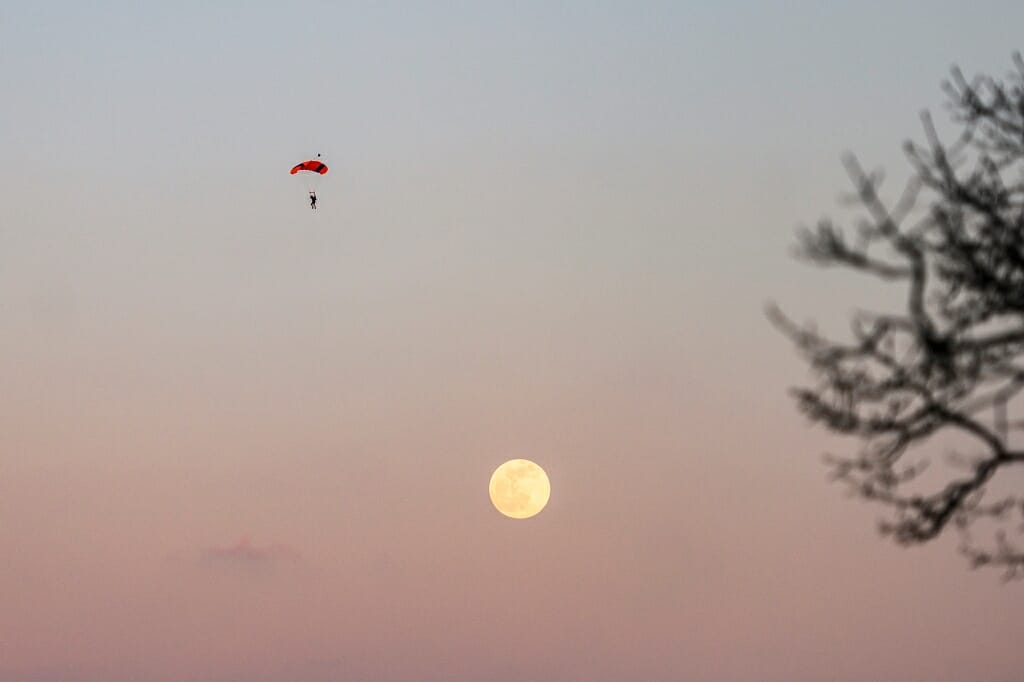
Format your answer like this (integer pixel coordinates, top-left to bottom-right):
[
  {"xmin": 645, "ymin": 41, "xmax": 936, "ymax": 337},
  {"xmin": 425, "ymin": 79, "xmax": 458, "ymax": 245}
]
[{"xmin": 290, "ymin": 160, "xmax": 329, "ymax": 175}]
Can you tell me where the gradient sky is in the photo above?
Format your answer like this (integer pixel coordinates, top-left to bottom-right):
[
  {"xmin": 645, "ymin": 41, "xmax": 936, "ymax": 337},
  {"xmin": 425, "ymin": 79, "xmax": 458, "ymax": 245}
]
[{"xmin": 3, "ymin": 2, "xmax": 1024, "ymax": 681}]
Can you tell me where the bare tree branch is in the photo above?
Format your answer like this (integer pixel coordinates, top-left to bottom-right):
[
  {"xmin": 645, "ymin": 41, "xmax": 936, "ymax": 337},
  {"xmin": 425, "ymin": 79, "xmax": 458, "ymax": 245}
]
[{"xmin": 772, "ymin": 55, "xmax": 1024, "ymax": 578}]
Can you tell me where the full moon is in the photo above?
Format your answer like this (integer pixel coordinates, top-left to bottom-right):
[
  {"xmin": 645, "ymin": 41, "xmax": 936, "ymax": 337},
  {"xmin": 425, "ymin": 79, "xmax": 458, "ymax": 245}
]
[{"xmin": 489, "ymin": 459, "xmax": 551, "ymax": 519}]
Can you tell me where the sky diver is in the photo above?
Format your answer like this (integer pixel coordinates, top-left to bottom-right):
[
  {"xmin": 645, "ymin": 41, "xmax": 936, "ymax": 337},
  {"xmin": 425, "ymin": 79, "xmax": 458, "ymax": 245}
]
[{"xmin": 289, "ymin": 155, "xmax": 329, "ymax": 209}]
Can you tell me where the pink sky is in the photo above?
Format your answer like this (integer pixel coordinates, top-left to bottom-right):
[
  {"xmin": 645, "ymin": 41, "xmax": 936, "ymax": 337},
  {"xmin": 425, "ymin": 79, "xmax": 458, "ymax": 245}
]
[{"xmin": 3, "ymin": 3, "xmax": 1024, "ymax": 680}]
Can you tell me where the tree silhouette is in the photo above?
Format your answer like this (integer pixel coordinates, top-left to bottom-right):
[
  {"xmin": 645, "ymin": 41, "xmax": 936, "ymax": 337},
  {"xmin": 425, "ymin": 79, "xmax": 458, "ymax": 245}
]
[{"xmin": 771, "ymin": 54, "xmax": 1024, "ymax": 578}]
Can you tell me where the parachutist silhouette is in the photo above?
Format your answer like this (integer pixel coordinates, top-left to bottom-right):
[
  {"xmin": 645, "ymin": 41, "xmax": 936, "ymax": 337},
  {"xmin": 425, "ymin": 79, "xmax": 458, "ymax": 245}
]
[{"xmin": 309, "ymin": 192, "xmax": 317, "ymax": 210}]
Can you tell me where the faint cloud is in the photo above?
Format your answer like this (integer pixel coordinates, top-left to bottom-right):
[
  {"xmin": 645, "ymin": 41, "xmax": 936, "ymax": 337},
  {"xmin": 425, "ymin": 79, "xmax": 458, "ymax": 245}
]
[{"xmin": 200, "ymin": 536, "xmax": 300, "ymax": 566}]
